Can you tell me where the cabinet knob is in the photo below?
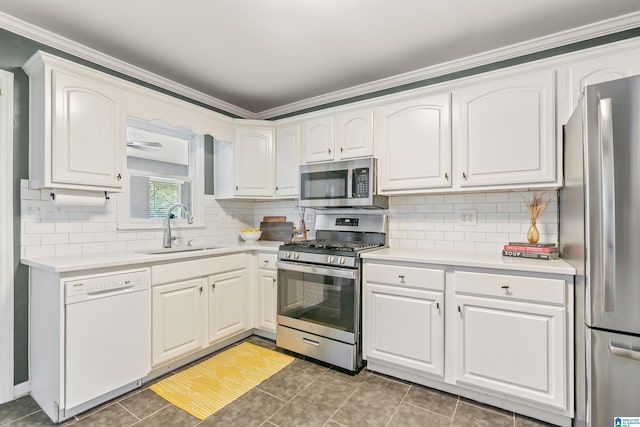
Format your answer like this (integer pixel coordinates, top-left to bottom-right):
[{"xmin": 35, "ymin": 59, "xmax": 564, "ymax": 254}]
[
  {"xmin": 328, "ymin": 148, "xmax": 332, "ymax": 154},
  {"xmin": 272, "ymin": 278, "xmax": 276, "ymax": 283},
  {"xmin": 340, "ymin": 147, "xmax": 343, "ymax": 153},
  {"xmin": 462, "ymin": 172, "xmax": 467, "ymax": 180},
  {"xmin": 211, "ymin": 283, "xmax": 216, "ymax": 290},
  {"xmin": 444, "ymin": 172, "xmax": 449, "ymax": 181},
  {"xmin": 116, "ymin": 173, "xmax": 122, "ymax": 180},
  {"xmin": 398, "ymin": 275, "xmax": 405, "ymax": 282},
  {"xmin": 236, "ymin": 185, "xmax": 239, "ymax": 191},
  {"xmin": 501, "ymin": 285, "xmax": 510, "ymax": 289},
  {"xmin": 199, "ymin": 286, "xmax": 203, "ymax": 294}
]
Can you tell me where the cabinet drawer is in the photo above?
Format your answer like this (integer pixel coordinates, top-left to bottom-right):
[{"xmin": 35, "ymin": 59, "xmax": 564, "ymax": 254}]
[
  {"xmin": 365, "ymin": 263, "xmax": 444, "ymax": 291},
  {"xmin": 455, "ymin": 271, "xmax": 564, "ymax": 304},
  {"xmin": 152, "ymin": 253, "xmax": 245, "ymax": 285},
  {"xmin": 258, "ymin": 253, "xmax": 277, "ymax": 270}
]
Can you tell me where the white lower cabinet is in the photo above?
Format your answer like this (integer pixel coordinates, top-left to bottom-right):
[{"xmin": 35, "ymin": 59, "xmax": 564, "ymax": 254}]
[
  {"xmin": 151, "ymin": 277, "xmax": 206, "ymax": 368},
  {"xmin": 208, "ymin": 267, "xmax": 247, "ymax": 344},
  {"xmin": 150, "ymin": 253, "xmax": 249, "ymax": 368},
  {"xmin": 453, "ymin": 271, "xmax": 567, "ymax": 409},
  {"xmin": 257, "ymin": 253, "xmax": 278, "ymax": 333},
  {"xmin": 363, "ymin": 262, "xmax": 445, "ymax": 379},
  {"xmin": 363, "ymin": 260, "xmax": 573, "ymax": 426}
]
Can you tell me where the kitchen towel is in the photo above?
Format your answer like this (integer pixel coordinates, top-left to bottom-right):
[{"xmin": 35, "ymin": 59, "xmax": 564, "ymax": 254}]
[
  {"xmin": 149, "ymin": 342, "xmax": 294, "ymax": 420},
  {"xmin": 50, "ymin": 188, "xmax": 107, "ymax": 206}
]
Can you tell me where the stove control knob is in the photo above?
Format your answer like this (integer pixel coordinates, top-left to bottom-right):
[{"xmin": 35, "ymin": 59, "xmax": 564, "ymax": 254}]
[
  {"xmin": 294, "ymin": 253, "xmax": 299, "ymax": 259},
  {"xmin": 339, "ymin": 257, "xmax": 346, "ymax": 264},
  {"xmin": 285, "ymin": 252, "xmax": 291, "ymax": 259},
  {"xmin": 328, "ymin": 255, "xmax": 335, "ymax": 263}
]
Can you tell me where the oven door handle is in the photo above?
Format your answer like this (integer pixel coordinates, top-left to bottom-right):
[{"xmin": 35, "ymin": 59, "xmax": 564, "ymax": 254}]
[{"xmin": 276, "ymin": 261, "xmax": 357, "ymax": 280}]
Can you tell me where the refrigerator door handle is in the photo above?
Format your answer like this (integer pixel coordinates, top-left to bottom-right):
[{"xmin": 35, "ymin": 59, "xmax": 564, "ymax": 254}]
[
  {"xmin": 598, "ymin": 97, "xmax": 616, "ymax": 312},
  {"xmin": 609, "ymin": 342, "xmax": 640, "ymax": 362}
]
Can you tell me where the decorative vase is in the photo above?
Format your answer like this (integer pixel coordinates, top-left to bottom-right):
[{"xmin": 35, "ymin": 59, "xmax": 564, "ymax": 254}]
[{"xmin": 527, "ymin": 222, "xmax": 540, "ymax": 244}]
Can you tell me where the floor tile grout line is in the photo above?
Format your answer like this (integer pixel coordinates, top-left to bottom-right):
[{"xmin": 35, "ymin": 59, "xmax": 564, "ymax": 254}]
[
  {"xmin": 450, "ymin": 397, "xmax": 460, "ymax": 427},
  {"xmin": 263, "ymin": 363, "xmax": 330, "ymax": 426},
  {"xmin": 402, "ymin": 400, "xmax": 456, "ymax": 422},
  {"xmin": 321, "ymin": 372, "xmax": 367, "ymax": 427},
  {"xmin": 385, "ymin": 382, "xmax": 413, "ymax": 427},
  {"xmin": 118, "ymin": 401, "xmax": 142, "ymax": 422},
  {"xmin": 0, "ymin": 408, "xmax": 44, "ymax": 426}
]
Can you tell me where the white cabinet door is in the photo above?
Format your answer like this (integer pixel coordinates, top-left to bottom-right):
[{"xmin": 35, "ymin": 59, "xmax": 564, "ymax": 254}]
[
  {"xmin": 455, "ymin": 294, "xmax": 566, "ymax": 409},
  {"xmin": 234, "ymin": 125, "xmax": 274, "ymax": 197},
  {"xmin": 151, "ymin": 278, "xmax": 205, "ymax": 367},
  {"xmin": 275, "ymin": 123, "xmax": 300, "ymax": 197},
  {"xmin": 364, "ymin": 283, "xmax": 444, "ymax": 377},
  {"xmin": 335, "ymin": 107, "xmax": 373, "ymax": 160},
  {"xmin": 257, "ymin": 269, "xmax": 277, "ymax": 333},
  {"xmin": 562, "ymin": 50, "xmax": 640, "ymax": 120},
  {"xmin": 208, "ymin": 268, "xmax": 247, "ymax": 344},
  {"xmin": 303, "ymin": 115, "xmax": 334, "ymax": 163},
  {"xmin": 51, "ymin": 68, "xmax": 125, "ymax": 190},
  {"xmin": 375, "ymin": 94, "xmax": 452, "ymax": 192},
  {"xmin": 454, "ymin": 70, "xmax": 556, "ymax": 188}
]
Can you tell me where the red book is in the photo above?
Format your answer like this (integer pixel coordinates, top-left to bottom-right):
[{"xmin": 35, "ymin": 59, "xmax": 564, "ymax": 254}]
[{"xmin": 503, "ymin": 244, "xmax": 559, "ymax": 253}]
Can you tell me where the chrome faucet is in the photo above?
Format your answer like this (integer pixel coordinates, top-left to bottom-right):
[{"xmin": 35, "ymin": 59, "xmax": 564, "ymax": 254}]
[{"xmin": 163, "ymin": 203, "xmax": 194, "ymax": 248}]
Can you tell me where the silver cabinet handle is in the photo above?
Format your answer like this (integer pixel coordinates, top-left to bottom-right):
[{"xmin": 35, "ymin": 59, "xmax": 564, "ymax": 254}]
[
  {"xmin": 609, "ymin": 343, "xmax": 640, "ymax": 361},
  {"xmin": 598, "ymin": 98, "xmax": 616, "ymax": 312}
]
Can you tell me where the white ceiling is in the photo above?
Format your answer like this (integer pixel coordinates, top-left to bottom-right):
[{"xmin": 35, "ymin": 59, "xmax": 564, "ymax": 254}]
[{"xmin": 1, "ymin": 0, "xmax": 640, "ymax": 117}]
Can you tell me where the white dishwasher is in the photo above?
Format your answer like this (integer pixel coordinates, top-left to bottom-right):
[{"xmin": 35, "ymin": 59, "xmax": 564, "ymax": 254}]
[{"xmin": 64, "ymin": 269, "xmax": 150, "ymax": 410}]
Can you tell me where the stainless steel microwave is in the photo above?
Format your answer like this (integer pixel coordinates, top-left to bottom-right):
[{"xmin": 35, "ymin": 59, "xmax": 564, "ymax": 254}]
[{"xmin": 299, "ymin": 158, "xmax": 388, "ymax": 209}]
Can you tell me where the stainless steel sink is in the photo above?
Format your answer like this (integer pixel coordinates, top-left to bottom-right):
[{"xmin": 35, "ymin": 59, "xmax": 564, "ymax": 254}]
[{"xmin": 138, "ymin": 245, "xmax": 225, "ymax": 255}]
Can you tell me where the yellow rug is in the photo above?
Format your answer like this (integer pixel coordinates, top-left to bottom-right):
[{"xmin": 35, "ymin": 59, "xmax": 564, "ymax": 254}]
[{"xmin": 149, "ymin": 342, "xmax": 294, "ymax": 420}]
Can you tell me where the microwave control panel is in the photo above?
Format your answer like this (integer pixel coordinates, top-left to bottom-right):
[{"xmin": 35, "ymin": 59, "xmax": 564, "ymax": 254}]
[{"xmin": 352, "ymin": 168, "xmax": 370, "ymax": 198}]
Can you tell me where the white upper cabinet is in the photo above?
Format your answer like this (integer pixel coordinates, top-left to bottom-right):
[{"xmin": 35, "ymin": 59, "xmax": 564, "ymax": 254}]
[
  {"xmin": 275, "ymin": 123, "xmax": 301, "ymax": 197},
  {"xmin": 375, "ymin": 93, "xmax": 452, "ymax": 193},
  {"xmin": 453, "ymin": 69, "xmax": 557, "ymax": 189},
  {"xmin": 23, "ymin": 51, "xmax": 125, "ymax": 191},
  {"xmin": 302, "ymin": 108, "xmax": 374, "ymax": 163},
  {"xmin": 233, "ymin": 124, "xmax": 275, "ymax": 197},
  {"xmin": 559, "ymin": 49, "xmax": 640, "ymax": 122},
  {"xmin": 303, "ymin": 115, "xmax": 334, "ymax": 163},
  {"xmin": 335, "ymin": 107, "xmax": 374, "ymax": 160}
]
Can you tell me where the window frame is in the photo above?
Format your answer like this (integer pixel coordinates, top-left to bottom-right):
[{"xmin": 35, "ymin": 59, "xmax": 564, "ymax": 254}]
[{"xmin": 116, "ymin": 117, "xmax": 204, "ymax": 231}]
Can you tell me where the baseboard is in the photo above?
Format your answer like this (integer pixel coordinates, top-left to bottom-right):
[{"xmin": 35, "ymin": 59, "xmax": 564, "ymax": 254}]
[{"xmin": 14, "ymin": 381, "xmax": 29, "ymax": 398}]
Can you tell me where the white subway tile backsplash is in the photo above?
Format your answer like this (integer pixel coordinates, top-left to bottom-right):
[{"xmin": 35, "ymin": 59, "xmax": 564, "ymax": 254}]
[{"xmin": 20, "ymin": 177, "xmax": 558, "ymax": 258}]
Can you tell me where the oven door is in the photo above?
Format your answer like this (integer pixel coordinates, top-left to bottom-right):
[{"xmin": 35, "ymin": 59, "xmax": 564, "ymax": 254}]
[{"xmin": 276, "ymin": 261, "xmax": 359, "ymax": 344}]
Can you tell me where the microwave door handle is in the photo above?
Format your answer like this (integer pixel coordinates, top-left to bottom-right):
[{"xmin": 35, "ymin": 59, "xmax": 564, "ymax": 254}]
[
  {"xmin": 348, "ymin": 169, "xmax": 354, "ymax": 198},
  {"xmin": 599, "ymin": 97, "xmax": 616, "ymax": 313}
]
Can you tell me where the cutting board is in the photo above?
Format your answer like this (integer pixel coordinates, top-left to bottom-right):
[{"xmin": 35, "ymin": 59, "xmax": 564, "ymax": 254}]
[
  {"xmin": 259, "ymin": 221, "xmax": 293, "ymax": 243},
  {"xmin": 262, "ymin": 216, "xmax": 286, "ymax": 222}
]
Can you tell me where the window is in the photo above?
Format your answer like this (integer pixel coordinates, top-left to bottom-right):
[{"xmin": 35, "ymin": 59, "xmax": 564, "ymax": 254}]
[{"xmin": 117, "ymin": 117, "xmax": 204, "ymax": 230}]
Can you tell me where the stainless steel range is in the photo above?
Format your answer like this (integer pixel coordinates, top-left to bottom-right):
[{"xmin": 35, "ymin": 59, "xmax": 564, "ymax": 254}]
[{"xmin": 276, "ymin": 213, "xmax": 387, "ymax": 372}]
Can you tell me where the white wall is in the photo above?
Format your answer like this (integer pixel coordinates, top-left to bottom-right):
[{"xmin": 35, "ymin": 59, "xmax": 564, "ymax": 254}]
[{"xmin": 20, "ymin": 179, "xmax": 558, "ymax": 258}]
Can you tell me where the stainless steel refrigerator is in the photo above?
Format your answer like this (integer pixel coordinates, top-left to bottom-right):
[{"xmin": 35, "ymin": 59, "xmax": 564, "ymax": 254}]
[{"xmin": 560, "ymin": 75, "xmax": 640, "ymax": 427}]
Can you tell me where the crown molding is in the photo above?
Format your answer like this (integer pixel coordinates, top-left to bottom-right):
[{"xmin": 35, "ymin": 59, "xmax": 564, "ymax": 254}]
[
  {"xmin": 2, "ymin": 10, "xmax": 640, "ymax": 120},
  {"xmin": 0, "ymin": 11, "xmax": 256, "ymax": 119},
  {"xmin": 258, "ymin": 11, "xmax": 640, "ymax": 119}
]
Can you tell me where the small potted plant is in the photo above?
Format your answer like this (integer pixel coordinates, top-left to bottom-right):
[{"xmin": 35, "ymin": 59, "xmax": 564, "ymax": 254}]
[{"xmin": 523, "ymin": 192, "xmax": 551, "ymax": 243}]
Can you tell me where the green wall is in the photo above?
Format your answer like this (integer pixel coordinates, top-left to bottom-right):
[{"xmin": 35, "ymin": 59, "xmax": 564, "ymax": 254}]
[{"xmin": 2, "ymin": 25, "xmax": 640, "ymax": 386}]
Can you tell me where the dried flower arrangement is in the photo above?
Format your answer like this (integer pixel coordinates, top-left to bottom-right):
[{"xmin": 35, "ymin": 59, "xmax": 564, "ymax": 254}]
[
  {"xmin": 523, "ymin": 192, "xmax": 552, "ymax": 223},
  {"xmin": 523, "ymin": 192, "xmax": 551, "ymax": 243}
]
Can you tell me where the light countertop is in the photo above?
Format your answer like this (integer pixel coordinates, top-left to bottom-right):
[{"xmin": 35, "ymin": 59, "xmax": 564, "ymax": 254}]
[
  {"xmin": 361, "ymin": 247, "xmax": 576, "ymax": 276},
  {"xmin": 22, "ymin": 241, "xmax": 282, "ymax": 273}
]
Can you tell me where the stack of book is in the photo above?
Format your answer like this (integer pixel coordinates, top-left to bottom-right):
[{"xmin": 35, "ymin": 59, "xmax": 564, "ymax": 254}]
[{"xmin": 502, "ymin": 242, "xmax": 559, "ymax": 260}]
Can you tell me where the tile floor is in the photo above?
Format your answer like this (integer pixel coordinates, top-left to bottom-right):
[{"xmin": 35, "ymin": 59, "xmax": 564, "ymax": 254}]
[{"xmin": 0, "ymin": 336, "xmax": 558, "ymax": 427}]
